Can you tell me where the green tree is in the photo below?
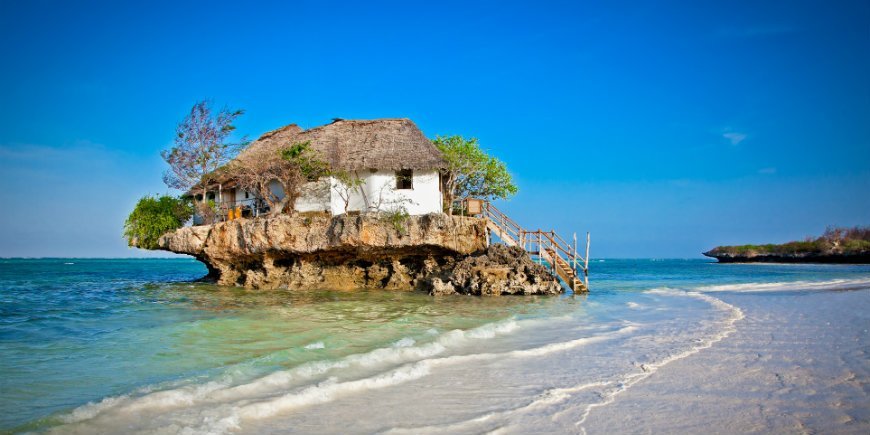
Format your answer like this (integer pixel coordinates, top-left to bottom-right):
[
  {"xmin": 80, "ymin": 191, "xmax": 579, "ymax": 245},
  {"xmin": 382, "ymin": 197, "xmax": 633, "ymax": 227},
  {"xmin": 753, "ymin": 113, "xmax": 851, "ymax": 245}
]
[
  {"xmin": 124, "ymin": 195, "xmax": 195, "ymax": 249},
  {"xmin": 281, "ymin": 141, "xmax": 330, "ymax": 181},
  {"xmin": 433, "ymin": 135, "xmax": 518, "ymax": 214}
]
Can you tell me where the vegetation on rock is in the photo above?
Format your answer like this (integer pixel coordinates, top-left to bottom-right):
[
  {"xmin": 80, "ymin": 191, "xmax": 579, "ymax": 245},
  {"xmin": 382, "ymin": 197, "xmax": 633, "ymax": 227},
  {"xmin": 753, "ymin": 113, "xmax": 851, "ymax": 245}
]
[
  {"xmin": 124, "ymin": 195, "xmax": 194, "ymax": 249},
  {"xmin": 382, "ymin": 206, "xmax": 411, "ymax": 234},
  {"xmin": 433, "ymin": 135, "xmax": 518, "ymax": 214},
  {"xmin": 281, "ymin": 141, "xmax": 330, "ymax": 181},
  {"xmin": 707, "ymin": 226, "xmax": 870, "ymax": 258}
]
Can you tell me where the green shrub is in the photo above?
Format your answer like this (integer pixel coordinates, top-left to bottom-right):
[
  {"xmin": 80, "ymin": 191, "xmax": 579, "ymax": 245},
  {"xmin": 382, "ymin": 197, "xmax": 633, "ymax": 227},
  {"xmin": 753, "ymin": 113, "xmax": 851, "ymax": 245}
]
[
  {"xmin": 124, "ymin": 195, "xmax": 194, "ymax": 249},
  {"xmin": 281, "ymin": 141, "xmax": 330, "ymax": 181},
  {"xmin": 842, "ymin": 239, "xmax": 870, "ymax": 253},
  {"xmin": 383, "ymin": 207, "xmax": 411, "ymax": 234}
]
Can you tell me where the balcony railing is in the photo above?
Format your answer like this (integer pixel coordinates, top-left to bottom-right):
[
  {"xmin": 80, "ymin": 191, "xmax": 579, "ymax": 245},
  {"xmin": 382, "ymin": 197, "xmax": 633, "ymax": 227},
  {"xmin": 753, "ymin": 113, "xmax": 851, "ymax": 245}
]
[{"xmin": 192, "ymin": 198, "xmax": 271, "ymax": 225}]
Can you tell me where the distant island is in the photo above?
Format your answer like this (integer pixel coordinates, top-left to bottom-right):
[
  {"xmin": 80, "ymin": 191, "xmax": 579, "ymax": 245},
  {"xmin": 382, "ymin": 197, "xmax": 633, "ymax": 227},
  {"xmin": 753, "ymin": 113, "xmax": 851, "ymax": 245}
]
[{"xmin": 704, "ymin": 226, "xmax": 870, "ymax": 264}]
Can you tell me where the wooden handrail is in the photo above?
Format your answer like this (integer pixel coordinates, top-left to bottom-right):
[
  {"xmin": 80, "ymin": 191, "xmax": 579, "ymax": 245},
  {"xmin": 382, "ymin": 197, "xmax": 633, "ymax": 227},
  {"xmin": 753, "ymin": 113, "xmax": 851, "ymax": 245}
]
[
  {"xmin": 481, "ymin": 201, "xmax": 588, "ymax": 279},
  {"xmin": 541, "ymin": 231, "xmax": 575, "ymax": 260}
]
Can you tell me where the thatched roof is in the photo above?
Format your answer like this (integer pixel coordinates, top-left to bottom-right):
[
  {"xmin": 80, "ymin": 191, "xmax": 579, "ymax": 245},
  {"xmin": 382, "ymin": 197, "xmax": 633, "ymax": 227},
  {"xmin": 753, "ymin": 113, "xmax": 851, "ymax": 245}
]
[{"xmin": 235, "ymin": 118, "xmax": 445, "ymax": 172}]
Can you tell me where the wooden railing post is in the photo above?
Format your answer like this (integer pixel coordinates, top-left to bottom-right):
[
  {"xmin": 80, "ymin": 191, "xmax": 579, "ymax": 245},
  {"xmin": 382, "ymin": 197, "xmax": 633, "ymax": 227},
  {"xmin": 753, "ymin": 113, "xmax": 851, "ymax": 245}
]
[
  {"xmin": 585, "ymin": 232, "xmax": 590, "ymax": 287},
  {"xmin": 573, "ymin": 232, "xmax": 578, "ymax": 273}
]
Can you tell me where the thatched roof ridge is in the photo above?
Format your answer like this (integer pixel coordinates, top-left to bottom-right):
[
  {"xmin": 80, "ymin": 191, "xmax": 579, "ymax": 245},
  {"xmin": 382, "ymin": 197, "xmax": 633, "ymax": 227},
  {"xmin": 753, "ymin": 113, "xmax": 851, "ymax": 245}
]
[{"xmin": 236, "ymin": 118, "xmax": 445, "ymax": 171}]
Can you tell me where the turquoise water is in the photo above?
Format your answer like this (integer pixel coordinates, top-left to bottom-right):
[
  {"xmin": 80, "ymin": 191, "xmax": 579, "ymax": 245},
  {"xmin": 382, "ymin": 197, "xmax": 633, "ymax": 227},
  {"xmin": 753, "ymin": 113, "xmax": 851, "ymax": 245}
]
[{"xmin": 1, "ymin": 258, "xmax": 869, "ymax": 433}]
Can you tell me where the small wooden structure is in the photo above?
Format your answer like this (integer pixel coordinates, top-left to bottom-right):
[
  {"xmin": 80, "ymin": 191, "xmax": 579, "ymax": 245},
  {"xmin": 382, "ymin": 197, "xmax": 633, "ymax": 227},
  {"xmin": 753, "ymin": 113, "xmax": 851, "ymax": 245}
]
[
  {"xmin": 464, "ymin": 198, "xmax": 485, "ymax": 216},
  {"xmin": 476, "ymin": 200, "xmax": 590, "ymax": 293}
]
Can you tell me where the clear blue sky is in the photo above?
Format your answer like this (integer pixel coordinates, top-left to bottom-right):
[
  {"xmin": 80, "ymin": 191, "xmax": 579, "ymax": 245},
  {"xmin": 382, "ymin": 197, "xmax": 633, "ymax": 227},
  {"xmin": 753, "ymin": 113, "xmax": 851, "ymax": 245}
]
[{"xmin": 1, "ymin": 0, "xmax": 868, "ymax": 258}]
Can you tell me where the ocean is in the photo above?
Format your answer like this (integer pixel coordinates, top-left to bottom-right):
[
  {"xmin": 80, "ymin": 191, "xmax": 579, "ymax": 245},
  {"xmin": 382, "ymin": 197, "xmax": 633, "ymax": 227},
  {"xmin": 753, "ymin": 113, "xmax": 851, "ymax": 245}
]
[{"xmin": 1, "ymin": 258, "xmax": 868, "ymax": 434}]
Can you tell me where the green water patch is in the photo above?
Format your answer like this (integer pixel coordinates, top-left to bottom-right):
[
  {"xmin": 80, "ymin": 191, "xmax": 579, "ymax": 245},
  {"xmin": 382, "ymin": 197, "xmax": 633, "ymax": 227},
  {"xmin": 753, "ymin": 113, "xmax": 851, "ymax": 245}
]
[{"xmin": 2, "ymin": 278, "xmax": 573, "ymax": 432}]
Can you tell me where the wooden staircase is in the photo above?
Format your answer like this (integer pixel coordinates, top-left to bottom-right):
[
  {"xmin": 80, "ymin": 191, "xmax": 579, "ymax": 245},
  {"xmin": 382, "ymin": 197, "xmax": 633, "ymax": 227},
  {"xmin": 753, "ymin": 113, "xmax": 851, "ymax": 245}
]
[{"xmin": 475, "ymin": 200, "xmax": 590, "ymax": 293}]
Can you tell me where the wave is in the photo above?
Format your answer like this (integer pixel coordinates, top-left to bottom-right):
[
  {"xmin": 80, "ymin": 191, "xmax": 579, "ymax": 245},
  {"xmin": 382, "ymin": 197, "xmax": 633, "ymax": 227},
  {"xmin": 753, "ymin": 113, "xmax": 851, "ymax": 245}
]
[
  {"xmin": 386, "ymin": 289, "xmax": 745, "ymax": 435},
  {"xmin": 384, "ymin": 380, "xmax": 612, "ymax": 435},
  {"xmin": 303, "ymin": 341, "xmax": 325, "ymax": 350},
  {"xmin": 199, "ymin": 324, "xmax": 637, "ymax": 433},
  {"xmin": 55, "ymin": 315, "xmax": 631, "ymax": 434},
  {"xmin": 696, "ymin": 277, "xmax": 870, "ymax": 293},
  {"xmin": 56, "ymin": 317, "xmax": 529, "ymax": 426},
  {"xmin": 59, "ymin": 278, "xmax": 834, "ymax": 433},
  {"xmin": 570, "ymin": 289, "xmax": 744, "ymax": 433}
]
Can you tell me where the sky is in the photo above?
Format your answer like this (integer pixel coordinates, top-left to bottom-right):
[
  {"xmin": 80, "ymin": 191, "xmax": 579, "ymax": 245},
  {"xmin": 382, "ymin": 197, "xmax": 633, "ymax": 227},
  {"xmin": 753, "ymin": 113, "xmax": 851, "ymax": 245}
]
[{"xmin": 0, "ymin": 0, "xmax": 868, "ymax": 258}]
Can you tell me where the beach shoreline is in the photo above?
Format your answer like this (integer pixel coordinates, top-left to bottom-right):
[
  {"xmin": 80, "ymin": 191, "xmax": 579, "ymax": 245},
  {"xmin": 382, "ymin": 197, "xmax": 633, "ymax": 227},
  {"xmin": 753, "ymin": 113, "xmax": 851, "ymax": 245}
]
[{"xmin": 582, "ymin": 286, "xmax": 870, "ymax": 434}]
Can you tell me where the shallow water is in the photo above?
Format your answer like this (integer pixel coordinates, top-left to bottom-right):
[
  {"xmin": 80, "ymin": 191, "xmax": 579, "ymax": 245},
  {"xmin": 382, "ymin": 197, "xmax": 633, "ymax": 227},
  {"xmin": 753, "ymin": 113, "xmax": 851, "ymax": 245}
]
[{"xmin": 1, "ymin": 258, "xmax": 868, "ymax": 433}]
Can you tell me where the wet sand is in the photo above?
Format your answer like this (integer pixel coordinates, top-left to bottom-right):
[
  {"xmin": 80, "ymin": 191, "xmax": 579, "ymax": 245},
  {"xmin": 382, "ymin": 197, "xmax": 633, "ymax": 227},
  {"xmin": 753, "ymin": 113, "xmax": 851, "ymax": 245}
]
[{"xmin": 583, "ymin": 288, "xmax": 870, "ymax": 434}]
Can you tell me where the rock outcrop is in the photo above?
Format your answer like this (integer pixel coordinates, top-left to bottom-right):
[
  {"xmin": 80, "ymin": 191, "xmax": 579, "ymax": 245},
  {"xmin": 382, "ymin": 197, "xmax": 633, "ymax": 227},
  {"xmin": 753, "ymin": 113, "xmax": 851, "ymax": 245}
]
[
  {"xmin": 156, "ymin": 213, "xmax": 562, "ymax": 295},
  {"xmin": 430, "ymin": 244, "xmax": 562, "ymax": 296},
  {"xmin": 703, "ymin": 249, "xmax": 870, "ymax": 264},
  {"xmin": 703, "ymin": 227, "xmax": 870, "ymax": 264}
]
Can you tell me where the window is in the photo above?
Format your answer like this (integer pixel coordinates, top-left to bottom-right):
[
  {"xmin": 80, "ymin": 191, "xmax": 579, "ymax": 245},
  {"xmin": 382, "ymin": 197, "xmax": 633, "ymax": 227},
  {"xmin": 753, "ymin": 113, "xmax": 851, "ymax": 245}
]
[{"xmin": 396, "ymin": 169, "xmax": 413, "ymax": 190}]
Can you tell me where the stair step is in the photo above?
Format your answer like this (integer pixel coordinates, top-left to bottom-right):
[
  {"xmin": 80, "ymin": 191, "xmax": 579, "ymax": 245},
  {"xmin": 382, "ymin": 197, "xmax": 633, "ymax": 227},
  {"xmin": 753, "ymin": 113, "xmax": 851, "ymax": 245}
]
[{"xmin": 484, "ymin": 209, "xmax": 587, "ymax": 293}]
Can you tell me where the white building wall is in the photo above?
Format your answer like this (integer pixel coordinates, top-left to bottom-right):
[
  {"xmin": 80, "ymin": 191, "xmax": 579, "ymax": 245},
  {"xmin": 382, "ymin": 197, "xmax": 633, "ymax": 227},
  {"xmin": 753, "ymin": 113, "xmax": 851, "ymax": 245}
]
[
  {"xmin": 205, "ymin": 169, "xmax": 443, "ymax": 218},
  {"xmin": 401, "ymin": 169, "xmax": 442, "ymax": 215},
  {"xmin": 328, "ymin": 174, "xmax": 368, "ymax": 214},
  {"xmin": 327, "ymin": 169, "xmax": 441, "ymax": 215},
  {"xmin": 295, "ymin": 179, "xmax": 332, "ymax": 213}
]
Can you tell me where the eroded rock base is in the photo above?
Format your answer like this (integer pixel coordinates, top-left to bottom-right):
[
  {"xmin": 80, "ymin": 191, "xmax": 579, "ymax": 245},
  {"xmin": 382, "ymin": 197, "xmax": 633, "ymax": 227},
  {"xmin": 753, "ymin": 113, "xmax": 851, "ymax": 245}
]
[
  {"xmin": 201, "ymin": 245, "xmax": 560, "ymax": 296},
  {"xmin": 431, "ymin": 245, "xmax": 562, "ymax": 295},
  {"xmin": 157, "ymin": 213, "xmax": 562, "ymax": 295}
]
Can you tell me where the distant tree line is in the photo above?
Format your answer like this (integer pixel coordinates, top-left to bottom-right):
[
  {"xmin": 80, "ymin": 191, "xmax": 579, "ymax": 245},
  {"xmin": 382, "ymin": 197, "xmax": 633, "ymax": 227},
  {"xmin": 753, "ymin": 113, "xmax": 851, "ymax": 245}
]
[{"xmin": 714, "ymin": 226, "xmax": 870, "ymax": 256}]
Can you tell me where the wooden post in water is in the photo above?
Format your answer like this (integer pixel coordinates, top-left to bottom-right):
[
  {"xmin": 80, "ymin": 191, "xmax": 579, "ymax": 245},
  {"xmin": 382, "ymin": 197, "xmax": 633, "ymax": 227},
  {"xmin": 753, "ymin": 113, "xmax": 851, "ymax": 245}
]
[
  {"xmin": 552, "ymin": 230, "xmax": 557, "ymax": 272},
  {"xmin": 584, "ymin": 232, "xmax": 590, "ymax": 288},
  {"xmin": 573, "ymin": 232, "xmax": 578, "ymax": 273}
]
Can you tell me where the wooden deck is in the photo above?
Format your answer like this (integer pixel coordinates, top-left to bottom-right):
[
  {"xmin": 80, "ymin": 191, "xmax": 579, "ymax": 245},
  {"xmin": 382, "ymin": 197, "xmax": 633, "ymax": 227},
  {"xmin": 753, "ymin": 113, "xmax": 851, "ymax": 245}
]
[{"xmin": 479, "ymin": 201, "xmax": 589, "ymax": 293}]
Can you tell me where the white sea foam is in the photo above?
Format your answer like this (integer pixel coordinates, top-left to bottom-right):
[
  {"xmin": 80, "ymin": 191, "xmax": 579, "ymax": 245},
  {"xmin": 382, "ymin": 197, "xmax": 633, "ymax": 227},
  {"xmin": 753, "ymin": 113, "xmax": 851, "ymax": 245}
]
[
  {"xmin": 381, "ymin": 325, "xmax": 639, "ymax": 435},
  {"xmin": 204, "ymin": 324, "xmax": 637, "ymax": 433},
  {"xmin": 54, "ymin": 282, "xmax": 787, "ymax": 434},
  {"xmin": 56, "ymin": 315, "xmax": 629, "ymax": 434},
  {"xmin": 696, "ymin": 278, "xmax": 870, "ymax": 293},
  {"xmin": 57, "ymin": 317, "xmax": 532, "ymax": 426},
  {"xmin": 392, "ymin": 337, "xmax": 415, "ymax": 348},
  {"xmin": 303, "ymin": 341, "xmax": 325, "ymax": 350},
  {"xmin": 385, "ymin": 381, "xmax": 611, "ymax": 435},
  {"xmin": 570, "ymin": 289, "xmax": 745, "ymax": 434},
  {"xmin": 383, "ymin": 290, "xmax": 744, "ymax": 435},
  {"xmin": 233, "ymin": 362, "xmax": 434, "ymax": 421}
]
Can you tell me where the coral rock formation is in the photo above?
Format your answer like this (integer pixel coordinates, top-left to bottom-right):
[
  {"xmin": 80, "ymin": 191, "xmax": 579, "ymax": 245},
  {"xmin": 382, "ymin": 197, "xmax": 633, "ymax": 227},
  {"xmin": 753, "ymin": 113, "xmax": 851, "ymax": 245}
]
[{"xmin": 156, "ymin": 213, "xmax": 562, "ymax": 295}]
